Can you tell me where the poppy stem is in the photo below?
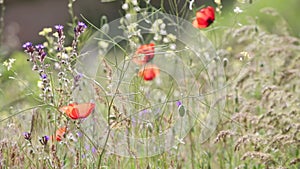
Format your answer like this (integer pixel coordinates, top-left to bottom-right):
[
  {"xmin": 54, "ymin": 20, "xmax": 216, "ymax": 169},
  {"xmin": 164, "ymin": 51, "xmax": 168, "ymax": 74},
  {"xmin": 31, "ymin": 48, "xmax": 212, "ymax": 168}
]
[{"xmin": 97, "ymin": 129, "xmax": 111, "ymax": 168}]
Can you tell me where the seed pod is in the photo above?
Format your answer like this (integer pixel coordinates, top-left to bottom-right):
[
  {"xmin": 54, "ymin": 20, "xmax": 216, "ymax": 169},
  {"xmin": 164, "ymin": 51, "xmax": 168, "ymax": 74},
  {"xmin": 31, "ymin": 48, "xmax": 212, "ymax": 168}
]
[{"xmin": 178, "ymin": 105, "xmax": 185, "ymax": 117}]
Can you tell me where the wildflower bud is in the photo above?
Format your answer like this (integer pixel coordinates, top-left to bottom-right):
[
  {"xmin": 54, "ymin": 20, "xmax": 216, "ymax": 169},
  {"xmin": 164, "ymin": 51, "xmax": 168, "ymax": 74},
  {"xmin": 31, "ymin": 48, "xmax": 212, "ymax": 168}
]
[
  {"xmin": 42, "ymin": 79, "xmax": 49, "ymax": 84},
  {"xmin": 76, "ymin": 132, "xmax": 82, "ymax": 138},
  {"xmin": 54, "ymin": 25, "xmax": 64, "ymax": 38},
  {"xmin": 176, "ymin": 101, "xmax": 185, "ymax": 117},
  {"xmin": 58, "ymin": 72, "xmax": 64, "ymax": 77},
  {"xmin": 35, "ymin": 44, "xmax": 44, "ymax": 51},
  {"xmin": 35, "ymin": 44, "xmax": 47, "ymax": 62},
  {"xmin": 32, "ymin": 64, "xmax": 38, "ymax": 71},
  {"xmin": 178, "ymin": 105, "xmax": 185, "ymax": 117},
  {"xmin": 74, "ymin": 22, "xmax": 87, "ymax": 36},
  {"xmin": 92, "ymin": 147, "xmax": 97, "ymax": 154},
  {"xmin": 74, "ymin": 73, "xmax": 83, "ymax": 83},
  {"xmin": 146, "ymin": 122, "xmax": 153, "ymax": 133},
  {"xmin": 223, "ymin": 58, "xmax": 228, "ymax": 67},
  {"xmin": 176, "ymin": 101, "xmax": 182, "ymax": 107},
  {"xmin": 37, "ymin": 81, "xmax": 44, "ymax": 89},
  {"xmin": 131, "ymin": 0, "xmax": 138, "ymax": 6},
  {"xmin": 22, "ymin": 42, "xmax": 35, "ymax": 54},
  {"xmin": 39, "ymin": 136, "xmax": 49, "ymax": 145},
  {"xmin": 122, "ymin": 3, "xmax": 129, "ymax": 10},
  {"xmin": 23, "ymin": 132, "xmax": 31, "ymax": 141}
]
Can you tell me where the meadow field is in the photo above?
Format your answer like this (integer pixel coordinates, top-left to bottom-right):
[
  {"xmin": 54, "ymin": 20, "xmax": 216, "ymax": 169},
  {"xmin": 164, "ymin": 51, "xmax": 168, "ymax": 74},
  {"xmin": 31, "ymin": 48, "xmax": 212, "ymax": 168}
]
[{"xmin": 0, "ymin": 0, "xmax": 299, "ymax": 168}]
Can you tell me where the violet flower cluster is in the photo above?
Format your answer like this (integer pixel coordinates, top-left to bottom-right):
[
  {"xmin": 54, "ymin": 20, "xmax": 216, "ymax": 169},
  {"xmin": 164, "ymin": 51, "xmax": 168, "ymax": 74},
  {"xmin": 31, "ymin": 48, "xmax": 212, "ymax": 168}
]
[
  {"xmin": 22, "ymin": 42, "xmax": 53, "ymax": 102},
  {"xmin": 22, "ymin": 22, "xmax": 87, "ymax": 105}
]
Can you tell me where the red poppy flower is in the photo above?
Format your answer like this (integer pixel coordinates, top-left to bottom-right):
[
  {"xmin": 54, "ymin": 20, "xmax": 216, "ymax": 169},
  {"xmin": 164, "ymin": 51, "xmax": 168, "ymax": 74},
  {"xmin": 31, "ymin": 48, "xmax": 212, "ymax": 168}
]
[
  {"xmin": 52, "ymin": 126, "xmax": 66, "ymax": 142},
  {"xmin": 138, "ymin": 64, "xmax": 160, "ymax": 81},
  {"xmin": 193, "ymin": 6, "xmax": 215, "ymax": 29},
  {"xmin": 59, "ymin": 103, "xmax": 95, "ymax": 120},
  {"xmin": 133, "ymin": 43, "xmax": 155, "ymax": 65}
]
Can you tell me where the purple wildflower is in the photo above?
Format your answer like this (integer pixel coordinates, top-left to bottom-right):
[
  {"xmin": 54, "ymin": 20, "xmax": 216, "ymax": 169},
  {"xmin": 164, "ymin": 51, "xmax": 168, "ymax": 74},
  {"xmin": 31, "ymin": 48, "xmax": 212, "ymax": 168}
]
[
  {"xmin": 139, "ymin": 109, "xmax": 150, "ymax": 117},
  {"xmin": 40, "ymin": 73, "xmax": 47, "ymax": 79},
  {"xmin": 74, "ymin": 22, "xmax": 87, "ymax": 35},
  {"xmin": 44, "ymin": 135, "xmax": 50, "ymax": 141},
  {"xmin": 76, "ymin": 132, "xmax": 82, "ymax": 137},
  {"xmin": 35, "ymin": 44, "xmax": 47, "ymax": 61},
  {"xmin": 54, "ymin": 24, "xmax": 64, "ymax": 37},
  {"xmin": 23, "ymin": 132, "xmax": 31, "ymax": 141},
  {"xmin": 35, "ymin": 44, "xmax": 44, "ymax": 50},
  {"xmin": 92, "ymin": 147, "xmax": 96, "ymax": 154},
  {"xmin": 22, "ymin": 42, "xmax": 35, "ymax": 54},
  {"xmin": 176, "ymin": 101, "xmax": 182, "ymax": 107},
  {"xmin": 74, "ymin": 73, "xmax": 83, "ymax": 81},
  {"xmin": 39, "ymin": 135, "xmax": 49, "ymax": 145}
]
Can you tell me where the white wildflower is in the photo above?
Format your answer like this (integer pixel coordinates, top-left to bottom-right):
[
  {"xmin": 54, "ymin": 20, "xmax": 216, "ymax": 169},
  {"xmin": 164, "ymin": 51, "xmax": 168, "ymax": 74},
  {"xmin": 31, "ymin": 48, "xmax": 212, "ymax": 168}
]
[
  {"xmin": 3, "ymin": 58, "xmax": 16, "ymax": 71},
  {"xmin": 234, "ymin": 7, "xmax": 243, "ymax": 14},
  {"xmin": 169, "ymin": 44, "xmax": 176, "ymax": 50},
  {"xmin": 122, "ymin": 3, "xmax": 129, "ymax": 10},
  {"xmin": 61, "ymin": 53, "xmax": 69, "ymax": 59},
  {"xmin": 134, "ymin": 6, "xmax": 140, "ymax": 12},
  {"xmin": 163, "ymin": 37, "xmax": 169, "ymax": 43},
  {"xmin": 131, "ymin": 0, "xmax": 138, "ymax": 6},
  {"xmin": 37, "ymin": 81, "xmax": 44, "ymax": 89},
  {"xmin": 125, "ymin": 13, "xmax": 131, "ymax": 20}
]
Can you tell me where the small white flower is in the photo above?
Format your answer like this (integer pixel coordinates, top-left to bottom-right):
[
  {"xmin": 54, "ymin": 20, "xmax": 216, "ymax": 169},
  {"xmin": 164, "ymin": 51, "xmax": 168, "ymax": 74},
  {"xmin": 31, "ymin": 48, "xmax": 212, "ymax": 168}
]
[
  {"xmin": 37, "ymin": 81, "xmax": 44, "ymax": 89},
  {"xmin": 125, "ymin": 13, "xmax": 131, "ymax": 20},
  {"xmin": 214, "ymin": 0, "xmax": 221, "ymax": 5},
  {"xmin": 169, "ymin": 44, "xmax": 176, "ymax": 50},
  {"xmin": 167, "ymin": 33, "xmax": 177, "ymax": 42},
  {"xmin": 160, "ymin": 23, "xmax": 166, "ymax": 30},
  {"xmin": 54, "ymin": 62, "xmax": 61, "ymax": 70},
  {"xmin": 3, "ymin": 58, "xmax": 16, "ymax": 71},
  {"xmin": 134, "ymin": 6, "xmax": 141, "ymax": 12},
  {"xmin": 160, "ymin": 29, "xmax": 167, "ymax": 35},
  {"xmin": 163, "ymin": 37, "xmax": 169, "ymax": 43},
  {"xmin": 176, "ymin": 137, "xmax": 185, "ymax": 145},
  {"xmin": 157, "ymin": 19, "xmax": 163, "ymax": 24},
  {"xmin": 61, "ymin": 53, "xmax": 69, "ymax": 59},
  {"xmin": 131, "ymin": 0, "xmax": 138, "ymax": 6},
  {"xmin": 122, "ymin": 3, "xmax": 129, "ymax": 10},
  {"xmin": 153, "ymin": 34, "xmax": 162, "ymax": 41},
  {"xmin": 234, "ymin": 7, "xmax": 243, "ymax": 14}
]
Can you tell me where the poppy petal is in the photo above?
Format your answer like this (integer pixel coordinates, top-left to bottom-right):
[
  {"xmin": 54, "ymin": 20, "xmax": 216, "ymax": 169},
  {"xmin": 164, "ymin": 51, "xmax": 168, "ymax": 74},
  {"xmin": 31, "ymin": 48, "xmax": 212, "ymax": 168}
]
[
  {"xmin": 193, "ymin": 6, "xmax": 215, "ymax": 29},
  {"xmin": 133, "ymin": 43, "xmax": 155, "ymax": 65},
  {"xmin": 138, "ymin": 64, "xmax": 160, "ymax": 81},
  {"xmin": 203, "ymin": 6, "xmax": 215, "ymax": 20},
  {"xmin": 75, "ymin": 103, "xmax": 95, "ymax": 118},
  {"xmin": 59, "ymin": 103, "xmax": 95, "ymax": 119},
  {"xmin": 52, "ymin": 127, "xmax": 66, "ymax": 142},
  {"xmin": 196, "ymin": 18, "xmax": 210, "ymax": 28}
]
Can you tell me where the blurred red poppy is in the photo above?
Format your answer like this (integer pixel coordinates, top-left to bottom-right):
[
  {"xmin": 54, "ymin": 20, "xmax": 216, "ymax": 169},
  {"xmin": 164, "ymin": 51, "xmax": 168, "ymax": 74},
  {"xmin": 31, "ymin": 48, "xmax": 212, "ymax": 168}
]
[
  {"xmin": 53, "ymin": 127, "xmax": 66, "ymax": 142},
  {"xmin": 133, "ymin": 43, "xmax": 155, "ymax": 65},
  {"xmin": 59, "ymin": 103, "xmax": 95, "ymax": 120},
  {"xmin": 193, "ymin": 6, "xmax": 215, "ymax": 29},
  {"xmin": 138, "ymin": 64, "xmax": 160, "ymax": 81}
]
